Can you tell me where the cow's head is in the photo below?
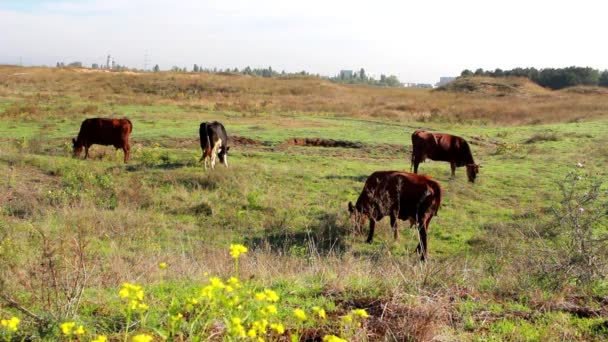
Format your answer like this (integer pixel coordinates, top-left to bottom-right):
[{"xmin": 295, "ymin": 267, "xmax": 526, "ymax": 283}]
[
  {"xmin": 72, "ymin": 138, "xmax": 83, "ymax": 157},
  {"xmin": 218, "ymin": 146, "xmax": 230, "ymax": 164},
  {"xmin": 466, "ymin": 163, "xmax": 480, "ymax": 183},
  {"xmin": 348, "ymin": 201, "xmax": 367, "ymax": 235}
]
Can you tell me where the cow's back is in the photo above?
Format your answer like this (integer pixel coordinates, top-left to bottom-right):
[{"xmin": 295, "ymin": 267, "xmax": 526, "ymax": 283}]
[
  {"xmin": 78, "ymin": 118, "xmax": 131, "ymax": 146},
  {"xmin": 356, "ymin": 171, "xmax": 439, "ymax": 221},
  {"xmin": 200, "ymin": 121, "xmax": 228, "ymax": 148}
]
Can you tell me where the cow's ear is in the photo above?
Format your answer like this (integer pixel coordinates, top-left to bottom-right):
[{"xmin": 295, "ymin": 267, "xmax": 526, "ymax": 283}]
[
  {"xmin": 226, "ymin": 146, "xmax": 230, "ymax": 152},
  {"xmin": 348, "ymin": 201, "xmax": 354, "ymax": 213}
]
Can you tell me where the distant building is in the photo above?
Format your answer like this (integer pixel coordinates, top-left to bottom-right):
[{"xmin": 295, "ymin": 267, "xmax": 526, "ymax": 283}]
[
  {"xmin": 435, "ymin": 76, "xmax": 456, "ymax": 87},
  {"xmin": 404, "ymin": 83, "xmax": 434, "ymax": 89},
  {"xmin": 339, "ymin": 70, "xmax": 353, "ymax": 79}
]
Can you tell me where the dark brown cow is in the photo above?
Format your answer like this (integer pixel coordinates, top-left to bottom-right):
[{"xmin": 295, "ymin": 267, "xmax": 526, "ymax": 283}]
[
  {"xmin": 72, "ymin": 118, "xmax": 133, "ymax": 163},
  {"xmin": 411, "ymin": 130, "xmax": 480, "ymax": 183},
  {"xmin": 348, "ymin": 171, "xmax": 442, "ymax": 261}
]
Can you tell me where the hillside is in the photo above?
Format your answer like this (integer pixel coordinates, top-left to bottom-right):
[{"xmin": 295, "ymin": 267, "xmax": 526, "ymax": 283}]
[
  {"xmin": 436, "ymin": 76, "xmax": 551, "ymax": 96},
  {"xmin": 0, "ymin": 67, "xmax": 607, "ymax": 341},
  {"xmin": 2, "ymin": 66, "xmax": 608, "ymax": 124}
]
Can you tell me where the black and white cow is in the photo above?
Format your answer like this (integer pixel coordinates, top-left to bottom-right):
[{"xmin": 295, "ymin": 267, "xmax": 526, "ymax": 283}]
[{"xmin": 199, "ymin": 121, "xmax": 229, "ymax": 170}]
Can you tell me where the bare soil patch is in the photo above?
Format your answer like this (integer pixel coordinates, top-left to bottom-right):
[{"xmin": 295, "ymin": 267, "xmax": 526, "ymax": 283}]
[{"xmin": 283, "ymin": 138, "xmax": 364, "ymax": 149}]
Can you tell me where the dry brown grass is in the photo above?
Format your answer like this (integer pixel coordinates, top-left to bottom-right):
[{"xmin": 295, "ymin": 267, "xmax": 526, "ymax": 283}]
[{"xmin": 2, "ymin": 66, "xmax": 608, "ymax": 125}]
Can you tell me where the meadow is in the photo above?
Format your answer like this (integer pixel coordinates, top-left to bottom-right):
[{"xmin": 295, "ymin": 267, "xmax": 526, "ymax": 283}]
[{"xmin": 0, "ymin": 66, "xmax": 607, "ymax": 341}]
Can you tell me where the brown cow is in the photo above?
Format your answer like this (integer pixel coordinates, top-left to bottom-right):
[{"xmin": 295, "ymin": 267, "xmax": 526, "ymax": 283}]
[
  {"xmin": 411, "ymin": 130, "xmax": 480, "ymax": 183},
  {"xmin": 348, "ymin": 171, "xmax": 442, "ymax": 261},
  {"xmin": 72, "ymin": 118, "xmax": 133, "ymax": 163}
]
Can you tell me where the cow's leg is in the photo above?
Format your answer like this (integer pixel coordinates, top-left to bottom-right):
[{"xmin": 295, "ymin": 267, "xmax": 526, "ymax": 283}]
[
  {"xmin": 390, "ymin": 214, "xmax": 399, "ymax": 240},
  {"xmin": 366, "ymin": 219, "xmax": 376, "ymax": 243},
  {"xmin": 417, "ymin": 222, "xmax": 428, "ymax": 262},
  {"xmin": 211, "ymin": 139, "xmax": 222, "ymax": 170},
  {"xmin": 450, "ymin": 162, "xmax": 456, "ymax": 178},
  {"xmin": 122, "ymin": 146, "xmax": 129, "ymax": 163},
  {"xmin": 223, "ymin": 153, "xmax": 228, "ymax": 167},
  {"xmin": 84, "ymin": 145, "xmax": 90, "ymax": 159},
  {"xmin": 413, "ymin": 157, "xmax": 420, "ymax": 174}
]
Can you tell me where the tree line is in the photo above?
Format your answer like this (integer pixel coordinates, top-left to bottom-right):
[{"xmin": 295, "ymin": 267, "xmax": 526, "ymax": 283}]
[
  {"xmin": 461, "ymin": 66, "xmax": 608, "ymax": 90},
  {"xmin": 329, "ymin": 68, "xmax": 402, "ymax": 87}
]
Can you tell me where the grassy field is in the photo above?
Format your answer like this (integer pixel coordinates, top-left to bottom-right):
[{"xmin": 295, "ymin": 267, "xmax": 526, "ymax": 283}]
[{"xmin": 1, "ymin": 66, "xmax": 607, "ymax": 341}]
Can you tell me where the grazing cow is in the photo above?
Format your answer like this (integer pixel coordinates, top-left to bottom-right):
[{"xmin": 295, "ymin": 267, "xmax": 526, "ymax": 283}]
[
  {"xmin": 72, "ymin": 118, "xmax": 132, "ymax": 163},
  {"xmin": 348, "ymin": 171, "xmax": 442, "ymax": 261},
  {"xmin": 411, "ymin": 130, "xmax": 480, "ymax": 183},
  {"xmin": 199, "ymin": 121, "xmax": 229, "ymax": 170}
]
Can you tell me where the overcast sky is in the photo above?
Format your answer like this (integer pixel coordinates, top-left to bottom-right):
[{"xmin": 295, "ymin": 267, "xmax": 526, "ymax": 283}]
[{"xmin": 1, "ymin": 0, "xmax": 607, "ymax": 83}]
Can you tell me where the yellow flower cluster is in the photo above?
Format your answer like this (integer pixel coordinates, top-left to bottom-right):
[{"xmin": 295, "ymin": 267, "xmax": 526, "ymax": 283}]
[
  {"xmin": 230, "ymin": 244, "xmax": 248, "ymax": 259},
  {"xmin": 313, "ymin": 306, "xmax": 327, "ymax": 319},
  {"xmin": 60, "ymin": 322, "xmax": 85, "ymax": 336},
  {"xmin": 132, "ymin": 333, "xmax": 154, "ymax": 342},
  {"xmin": 119, "ymin": 282, "xmax": 149, "ymax": 312},
  {"xmin": 293, "ymin": 308, "xmax": 307, "ymax": 322},
  {"xmin": 255, "ymin": 289, "xmax": 280, "ymax": 302},
  {"xmin": 0, "ymin": 316, "xmax": 20, "ymax": 332},
  {"xmin": 91, "ymin": 335, "xmax": 108, "ymax": 342},
  {"xmin": 323, "ymin": 335, "xmax": 348, "ymax": 342}
]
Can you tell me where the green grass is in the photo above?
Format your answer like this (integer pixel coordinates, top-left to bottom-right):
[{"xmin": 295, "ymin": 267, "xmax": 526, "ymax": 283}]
[{"xmin": 1, "ymin": 70, "xmax": 607, "ymax": 341}]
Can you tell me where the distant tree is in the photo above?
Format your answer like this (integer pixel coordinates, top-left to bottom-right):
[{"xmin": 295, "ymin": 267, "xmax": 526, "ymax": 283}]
[
  {"xmin": 91, "ymin": 63, "xmax": 99, "ymax": 69},
  {"xmin": 359, "ymin": 68, "xmax": 366, "ymax": 80},
  {"xmin": 599, "ymin": 70, "xmax": 608, "ymax": 87},
  {"xmin": 493, "ymin": 68, "xmax": 504, "ymax": 77},
  {"xmin": 460, "ymin": 69, "xmax": 473, "ymax": 77},
  {"xmin": 243, "ymin": 66, "xmax": 252, "ymax": 75},
  {"xmin": 153, "ymin": 64, "xmax": 160, "ymax": 72},
  {"xmin": 193, "ymin": 64, "xmax": 199, "ymax": 72},
  {"xmin": 233, "ymin": 67, "xmax": 239, "ymax": 73},
  {"xmin": 474, "ymin": 68, "xmax": 485, "ymax": 76}
]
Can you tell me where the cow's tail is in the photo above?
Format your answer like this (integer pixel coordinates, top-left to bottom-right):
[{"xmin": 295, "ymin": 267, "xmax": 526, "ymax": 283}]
[
  {"xmin": 426, "ymin": 180, "xmax": 442, "ymax": 216},
  {"xmin": 124, "ymin": 118, "xmax": 133, "ymax": 134},
  {"xmin": 200, "ymin": 122, "xmax": 212, "ymax": 161}
]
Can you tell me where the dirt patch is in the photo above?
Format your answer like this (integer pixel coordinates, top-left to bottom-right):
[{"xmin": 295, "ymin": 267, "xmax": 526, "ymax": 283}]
[
  {"xmin": 283, "ymin": 138, "xmax": 365, "ymax": 149},
  {"xmin": 231, "ymin": 135, "xmax": 267, "ymax": 146}
]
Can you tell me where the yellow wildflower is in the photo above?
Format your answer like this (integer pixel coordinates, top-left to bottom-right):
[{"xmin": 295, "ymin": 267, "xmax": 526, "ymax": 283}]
[
  {"xmin": 341, "ymin": 314, "xmax": 353, "ymax": 323},
  {"xmin": 119, "ymin": 283, "xmax": 145, "ymax": 302},
  {"xmin": 264, "ymin": 289, "xmax": 279, "ymax": 302},
  {"xmin": 270, "ymin": 323, "xmax": 285, "ymax": 334},
  {"xmin": 92, "ymin": 335, "xmax": 108, "ymax": 342},
  {"xmin": 229, "ymin": 244, "xmax": 248, "ymax": 259},
  {"xmin": 230, "ymin": 317, "xmax": 246, "ymax": 338},
  {"xmin": 293, "ymin": 308, "xmax": 307, "ymax": 321},
  {"xmin": 255, "ymin": 292, "xmax": 267, "ymax": 301},
  {"xmin": 74, "ymin": 325, "xmax": 85, "ymax": 335},
  {"xmin": 313, "ymin": 306, "xmax": 327, "ymax": 319},
  {"xmin": 209, "ymin": 277, "xmax": 225, "ymax": 289},
  {"xmin": 159, "ymin": 262, "xmax": 167, "ymax": 269},
  {"xmin": 252, "ymin": 319, "xmax": 268, "ymax": 333},
  {"xmin": 263, "ymin": 304, "xmax": 278, "ymax": 315},
  {"xmin": 0, "ymin": 317, "xmax": 20, "ymax": 332},
  {"xmin": 227, "ymin": 277, "xmax": 240, "ymax": 286},
  {"xmin": 171, "ymin": 313, "xmax": 183, "ymax": 322},
  {"xmin": 323, "ymin": 335, "xmax": 348, "ymax": 342},
  {"xmin": 132, "ymin": 333, "xmax": 154, "ymax": 342},
  {"xmin": 60, "ymin": 322, "xmax": 76, "ymax": 335},
  {"xmin": 352, "ymin": 308, "xmax": 369, "ymax": 318},
  {"xmin": 247, "ymin": 328, "xmax": 257, "ymax": 338}
]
